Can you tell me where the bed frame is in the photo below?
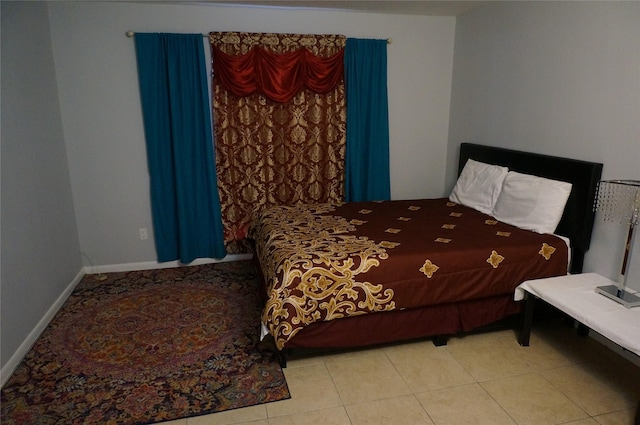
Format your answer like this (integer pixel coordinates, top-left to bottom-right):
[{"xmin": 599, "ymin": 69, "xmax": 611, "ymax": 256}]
[{"xmin": 258, "ymin": 143, "xmax": 603, "ymax": 367}]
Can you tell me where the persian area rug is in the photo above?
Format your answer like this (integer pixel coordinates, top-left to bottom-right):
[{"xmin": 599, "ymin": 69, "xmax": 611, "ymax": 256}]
[{"xmin": 1, "ymin": 261, "xmax": 290, "ymax": 425}]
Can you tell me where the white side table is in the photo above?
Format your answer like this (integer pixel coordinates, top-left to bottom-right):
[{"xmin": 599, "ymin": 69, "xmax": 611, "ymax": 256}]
[{"xmin": 515, "ymin": 273, "xmax": 640, "ymax": 356}]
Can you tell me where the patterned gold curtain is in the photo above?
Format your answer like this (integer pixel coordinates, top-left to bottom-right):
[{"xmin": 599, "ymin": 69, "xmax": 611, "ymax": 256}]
[{"xmin": 209, "ymin": 32, "xmax": 347, "ymax": 254}]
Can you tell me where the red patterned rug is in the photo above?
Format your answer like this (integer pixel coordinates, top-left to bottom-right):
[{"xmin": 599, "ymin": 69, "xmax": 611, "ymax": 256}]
[{"xmin": 1, "ymin": 261, "xmax": 290, "ymax": 424}]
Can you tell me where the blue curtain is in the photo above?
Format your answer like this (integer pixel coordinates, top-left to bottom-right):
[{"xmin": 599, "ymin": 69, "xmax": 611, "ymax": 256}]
[
  {"xmin": 344, "ymin": 38, "xmax": 391, "ymax": 202},
  {"xmin": 134, "ymin": 33, "xmax": 226, "ymax": 263}
]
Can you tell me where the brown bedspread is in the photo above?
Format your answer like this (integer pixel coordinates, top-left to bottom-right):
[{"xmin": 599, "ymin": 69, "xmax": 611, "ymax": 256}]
[{"xmin": 250, "ymin": 198, "xmax": 569, "ymax": 350}]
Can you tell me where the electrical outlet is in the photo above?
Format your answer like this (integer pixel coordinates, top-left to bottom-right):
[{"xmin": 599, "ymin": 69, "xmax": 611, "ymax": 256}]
[{"xmin": 139, "ymin": 227, "xmax": 148, "ymax": 240}]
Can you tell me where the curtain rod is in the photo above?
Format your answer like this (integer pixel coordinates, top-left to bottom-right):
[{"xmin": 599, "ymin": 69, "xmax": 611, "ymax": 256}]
[{"xmin": 125, "ymin": 31, "xmax": 392, "ymax": 44}]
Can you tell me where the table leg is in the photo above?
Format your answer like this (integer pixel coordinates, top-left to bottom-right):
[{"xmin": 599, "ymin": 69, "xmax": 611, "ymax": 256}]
[
  {"xmin": 577, "ymin": 323, "xmax": 590, "ymax": 337},
  {"xmin": 519, "ymin": 291, "xmax": 535, "ymax": 346}
]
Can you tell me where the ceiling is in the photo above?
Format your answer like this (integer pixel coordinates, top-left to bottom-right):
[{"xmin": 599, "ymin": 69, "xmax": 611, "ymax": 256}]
[{"xmin": 183, "ymin": 1, "xmax": 490, "ymax": 16}]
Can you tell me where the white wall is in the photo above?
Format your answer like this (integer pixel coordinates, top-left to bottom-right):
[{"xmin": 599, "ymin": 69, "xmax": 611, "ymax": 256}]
[
  {"xmin": 47, "ymin": 1, "xmax": 456, "ymax": 268},
  {"xmin": 448, "ymin": 2, "xmax": 640, "ymax": 289},
  {"xmin": 1, "ymin": 2, "xmax": 83, "ymax": 372}
]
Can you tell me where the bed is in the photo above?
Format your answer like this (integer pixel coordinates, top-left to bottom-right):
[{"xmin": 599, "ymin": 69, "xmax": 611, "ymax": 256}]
[{"xmin": 250, "ymin": 143, "xmax": 603, "ymax": 366}]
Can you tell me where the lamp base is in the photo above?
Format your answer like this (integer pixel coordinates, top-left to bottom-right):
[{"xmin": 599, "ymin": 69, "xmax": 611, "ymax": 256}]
[{"xmin": 595, "ymin": 285, "xmax": 640, "ymax": 308}]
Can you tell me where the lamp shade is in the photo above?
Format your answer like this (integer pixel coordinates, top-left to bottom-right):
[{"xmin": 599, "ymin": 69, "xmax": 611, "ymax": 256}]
[{"xmin": 595, "ymin": 180, "xmax": 640, "ymax": 226}]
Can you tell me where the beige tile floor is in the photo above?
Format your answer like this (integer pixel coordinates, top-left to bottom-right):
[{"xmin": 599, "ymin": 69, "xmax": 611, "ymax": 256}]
[{"xmin": 162, "ymin": 320, "xmax": 640, "ymax": 425}]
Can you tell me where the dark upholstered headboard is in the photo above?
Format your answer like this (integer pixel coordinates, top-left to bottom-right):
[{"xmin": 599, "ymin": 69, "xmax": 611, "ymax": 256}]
[{"xmin": 458, "ymin": 143, "xmax": 603, "ymax": 274}]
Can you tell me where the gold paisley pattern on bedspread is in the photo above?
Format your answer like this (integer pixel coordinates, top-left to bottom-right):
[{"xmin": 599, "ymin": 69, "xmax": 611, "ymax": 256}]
[
  {"xmin": 486, "ymin": 250, "xmax": 505, "ymax": 268},
  {"xmin": 539, "ymin": 243, "xmax": 556, "ymax": 260},
  {"xmin": 252, "ymin": 204, "xmax": 397, "ymax": 350}
]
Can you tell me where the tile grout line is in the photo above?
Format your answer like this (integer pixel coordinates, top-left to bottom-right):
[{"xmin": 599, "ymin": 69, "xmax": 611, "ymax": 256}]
[{"xmin": 383, "ymin": 348, "xmax": 438, "ymax": 425}]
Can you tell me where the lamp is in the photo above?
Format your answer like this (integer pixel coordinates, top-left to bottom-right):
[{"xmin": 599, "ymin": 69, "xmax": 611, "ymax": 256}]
[{"xmin": 594, "ymin": 179, "xmax": 640, "ymax": 308}]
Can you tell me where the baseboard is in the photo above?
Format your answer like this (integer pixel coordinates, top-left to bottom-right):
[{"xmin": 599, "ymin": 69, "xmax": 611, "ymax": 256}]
[
  {"xmin": 1, "ymin": 268, "xmax": 86, "ymax": 388},
  {"xmin": 85, "ymin": 253, "xmax": 253, "ymax": 275}
]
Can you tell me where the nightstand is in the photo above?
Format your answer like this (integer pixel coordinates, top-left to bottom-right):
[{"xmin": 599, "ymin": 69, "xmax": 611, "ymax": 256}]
[{"xmin": 515, "ymin": 273, "xmax": 640, "ymax": 357}]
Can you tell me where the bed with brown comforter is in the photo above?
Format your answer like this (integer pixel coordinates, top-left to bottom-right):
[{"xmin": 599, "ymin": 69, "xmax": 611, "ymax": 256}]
[{"xmin": 250, "ymin": 143, "xmax": 603, "ymax": 366}]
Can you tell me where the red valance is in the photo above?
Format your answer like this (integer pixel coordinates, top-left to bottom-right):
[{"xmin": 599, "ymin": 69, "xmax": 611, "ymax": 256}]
[{"xmin": 212, "ymin": 44, "xmax": 344, "ymax": 103}]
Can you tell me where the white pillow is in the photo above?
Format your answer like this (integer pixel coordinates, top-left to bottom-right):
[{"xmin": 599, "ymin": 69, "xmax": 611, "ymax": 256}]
[
  {"xmin": 492, "ymin": 171, "xmax": 572, "ymax": 234},
  {"xmin": 449, "ymin": 159, "xmax": 508, "ymax": 215}
]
